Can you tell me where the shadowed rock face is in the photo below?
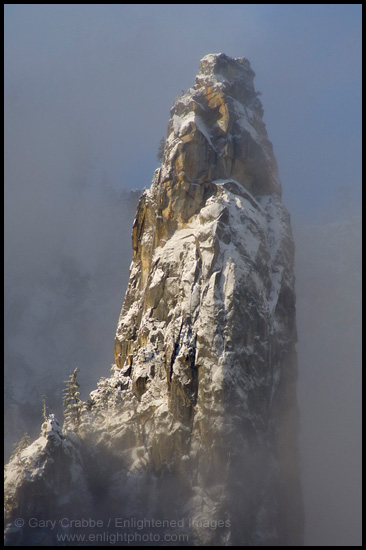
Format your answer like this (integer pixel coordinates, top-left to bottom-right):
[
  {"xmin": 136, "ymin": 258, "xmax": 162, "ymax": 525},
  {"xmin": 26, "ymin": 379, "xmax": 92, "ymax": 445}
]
[{"xmin": 5, "ymin": 54, "xmax": 303, "ymax": 546}]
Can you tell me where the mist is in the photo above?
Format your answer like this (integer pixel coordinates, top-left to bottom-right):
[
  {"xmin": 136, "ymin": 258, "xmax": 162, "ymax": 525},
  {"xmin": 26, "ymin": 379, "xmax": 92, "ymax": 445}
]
[
  {"xmin": 4, "ymin": 5, "xmax": 361, "ymax": 546},
  {"xmin": 294, "ymin": 218, "xmax": 362, "ymax": 546}
]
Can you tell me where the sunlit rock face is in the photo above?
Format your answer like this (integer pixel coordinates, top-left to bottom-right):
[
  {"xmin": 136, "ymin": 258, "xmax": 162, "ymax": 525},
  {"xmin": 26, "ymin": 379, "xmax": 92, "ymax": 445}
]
[
  {"xmin": 4, "ymin": 54, "xmax": 303, "ymax": 546},
  {"xmin": 112, "ymin": 53, "xmax": 303, "ymax": 545}
]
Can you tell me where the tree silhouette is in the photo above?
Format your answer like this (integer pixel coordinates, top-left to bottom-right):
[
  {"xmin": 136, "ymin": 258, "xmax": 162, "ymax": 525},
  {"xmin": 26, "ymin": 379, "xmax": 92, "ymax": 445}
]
[
  {"xmin": 157, "ymin": 136, "xmax": 166, "ymax": 162},
  {"xmin": 62, "ymin": 367, "xmax": 82, "ymax": 431}
]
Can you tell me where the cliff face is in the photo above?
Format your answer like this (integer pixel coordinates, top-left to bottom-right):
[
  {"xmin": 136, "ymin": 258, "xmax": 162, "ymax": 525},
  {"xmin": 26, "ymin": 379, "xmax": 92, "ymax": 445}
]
[
  {"xmin": 112, "ymin": 53, "xmax": 302, "ymax": 544},
  {"xmin": 5, "ymin": 54, "xmax": 303, "ymax": 546}
]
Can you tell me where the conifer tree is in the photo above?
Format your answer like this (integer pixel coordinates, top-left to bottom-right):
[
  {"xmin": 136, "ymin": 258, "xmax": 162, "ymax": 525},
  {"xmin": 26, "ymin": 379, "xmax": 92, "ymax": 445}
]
[
  {"xmin": 42, "ymin": 395, "xmax": 48, "ymax": 422},
  {"xmin": 157, "ymin": 136, "xmax": 166, "ymax": 162},
  {"xmin": 10, "ymin": 433, "xmax": 31, "ymax": 464},
  {"xmin": 62, "ymin": 367, "xmax": 82, "ymax": 431}
]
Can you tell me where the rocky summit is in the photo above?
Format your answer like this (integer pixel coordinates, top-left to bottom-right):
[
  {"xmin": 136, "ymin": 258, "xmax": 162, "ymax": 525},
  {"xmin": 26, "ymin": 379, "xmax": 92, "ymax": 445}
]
[{"xmin": 4, "ymin": 53, "xmax": 303, "ymax": 546}]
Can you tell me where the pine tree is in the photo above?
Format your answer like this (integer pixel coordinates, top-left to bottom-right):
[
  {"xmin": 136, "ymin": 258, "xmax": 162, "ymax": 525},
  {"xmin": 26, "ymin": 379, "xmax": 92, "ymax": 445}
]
[
  {"xmin": 62, "ymin": 367, "xmax": 82, "ymax": 431},
  {"xmin": 42, "ymin": 395, "xmax": 48, "ymax": 422},
  {"xmin": 157, "ymin": 136, "xmax": 166, "ymax": 162},
  {"xmin": 10, "ymin": 433, "xmax": 31, "ymax": 464}
]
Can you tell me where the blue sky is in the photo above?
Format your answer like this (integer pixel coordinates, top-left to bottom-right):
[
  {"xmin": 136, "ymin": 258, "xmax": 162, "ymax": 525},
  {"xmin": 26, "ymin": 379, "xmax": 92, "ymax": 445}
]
[{"xmin": 4, "ymin": 4, "xmax": 362, "ymax": 224}]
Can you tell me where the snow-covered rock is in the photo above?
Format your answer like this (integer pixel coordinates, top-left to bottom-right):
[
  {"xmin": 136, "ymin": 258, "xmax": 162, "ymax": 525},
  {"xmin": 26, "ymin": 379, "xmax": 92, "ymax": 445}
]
[
  {"xmin": 4, "ymin": 53, "xmax": 303, "ymax": 546},
  {"xmin": 111, "ymin": 53, "xmax": 303, "ymax": 545},
  {"xmin": 4, "ymin": 415, "xmax": 90, "ymax": 546}
]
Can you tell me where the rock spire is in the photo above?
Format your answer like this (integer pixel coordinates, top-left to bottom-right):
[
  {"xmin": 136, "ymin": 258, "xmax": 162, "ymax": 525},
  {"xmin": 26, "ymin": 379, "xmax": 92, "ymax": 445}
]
[{"xmin": 5, "ymin": 53, "xmax": 303, "ymax": 546}]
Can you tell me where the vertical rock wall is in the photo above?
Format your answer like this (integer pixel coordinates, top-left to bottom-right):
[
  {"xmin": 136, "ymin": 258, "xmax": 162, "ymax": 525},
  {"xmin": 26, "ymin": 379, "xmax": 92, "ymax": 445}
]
[
  {"xmin": 112, "ymin": 53, "xmax": 303, "ymax": 545},
  {"xmin": 5, "ymin": 54, "xmax": 303, "ymax": 546}
]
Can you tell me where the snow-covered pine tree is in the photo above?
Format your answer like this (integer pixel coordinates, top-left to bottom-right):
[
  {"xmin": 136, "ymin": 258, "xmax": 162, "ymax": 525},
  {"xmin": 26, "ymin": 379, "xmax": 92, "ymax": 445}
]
[
  {"xmin": 9, "ymin": 433, "xmax": 31, "ymax": 465},
  {"xmin": 42, "ymin": 394, "xmax": 48, "ymax": 422},
  {"xmin": 62, "ymin": 367, "xmax": 82, "ymax": 431}
]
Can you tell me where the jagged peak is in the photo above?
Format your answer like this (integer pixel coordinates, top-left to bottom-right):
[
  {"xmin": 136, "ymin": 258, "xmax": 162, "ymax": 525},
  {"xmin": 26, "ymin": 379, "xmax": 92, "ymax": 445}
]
[
  {"xmin": 159, "ymin": 52, "xmax": 280, "ymax": 199},
  {"xmin": 4, "ymin": 54, "xmax": 302, "ymax": 547},
  {"xmin": 197, "ymin": 53, "xmax": 255, "ymax": 84}
]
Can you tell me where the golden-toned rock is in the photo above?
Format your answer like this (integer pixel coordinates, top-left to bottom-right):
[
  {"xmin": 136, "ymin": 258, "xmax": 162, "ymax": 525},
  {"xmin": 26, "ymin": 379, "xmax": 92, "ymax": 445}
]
[
  {"xmin": 112, "ymin": 53, "xmax": 303, "ymax": 545},
  {"xmin": 5, "ymin": 54, "xmax": 303, "ymax": 548}
]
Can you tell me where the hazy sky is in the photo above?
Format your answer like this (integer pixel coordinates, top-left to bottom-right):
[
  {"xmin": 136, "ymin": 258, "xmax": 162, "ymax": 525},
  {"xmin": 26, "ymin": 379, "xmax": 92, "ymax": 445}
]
[
  {"xmin": 4, "ymin": 4, "xmax": 362, "ymax": 225},
  {"xmin": 4, "ymin": 5, "xmax": 362, "ymax": 546}
]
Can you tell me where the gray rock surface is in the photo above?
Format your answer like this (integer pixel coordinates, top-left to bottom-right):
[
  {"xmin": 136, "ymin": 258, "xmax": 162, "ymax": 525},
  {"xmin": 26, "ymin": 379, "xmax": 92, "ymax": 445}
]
[{"xmin": 4, "ymin": 53, "xmax": 303, "ymax": 546}]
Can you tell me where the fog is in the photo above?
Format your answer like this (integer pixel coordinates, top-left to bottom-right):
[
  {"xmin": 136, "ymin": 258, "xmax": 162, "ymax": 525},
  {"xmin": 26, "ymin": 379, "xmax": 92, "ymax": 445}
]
[
  {"xmin": 4, "ymin": 5, "xmax": 361, "ymax": 546},
  {"xmin": 294, "ymin": 219, "xmax": 362, "ymax": 546}
]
